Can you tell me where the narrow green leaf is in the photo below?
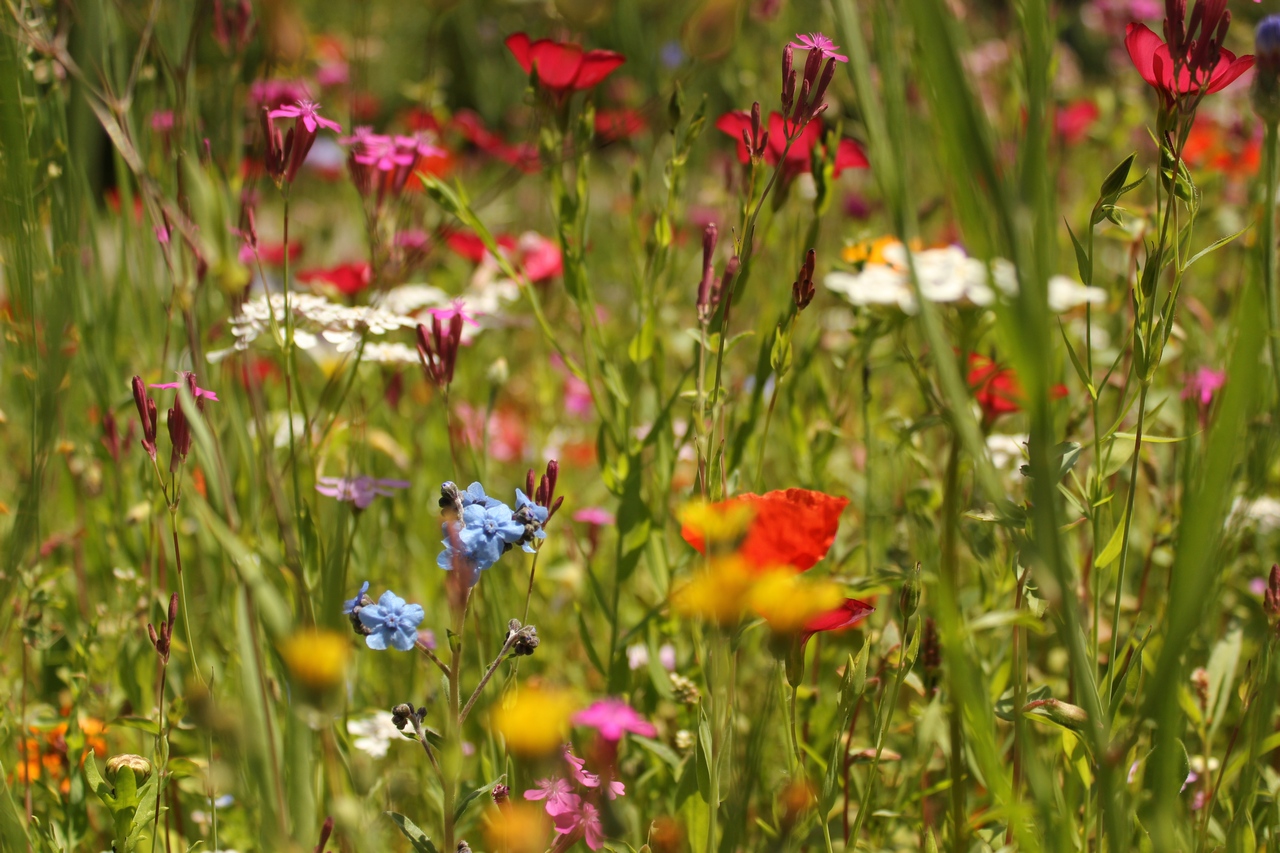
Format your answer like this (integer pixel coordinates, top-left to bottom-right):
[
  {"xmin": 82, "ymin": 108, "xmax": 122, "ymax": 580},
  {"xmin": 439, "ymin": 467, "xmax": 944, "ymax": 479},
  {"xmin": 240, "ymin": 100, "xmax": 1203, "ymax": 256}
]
[{"xmin": 385, "ymin": 811, "xmax": 439, "ymax": 853}]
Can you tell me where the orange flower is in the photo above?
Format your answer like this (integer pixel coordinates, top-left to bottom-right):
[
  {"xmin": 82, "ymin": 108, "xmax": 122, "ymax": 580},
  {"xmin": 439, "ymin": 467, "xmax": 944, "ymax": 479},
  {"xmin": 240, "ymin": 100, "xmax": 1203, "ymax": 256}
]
[{"xmin": 680, "ymin": 488, "xmax": 849, "ymax": 572}]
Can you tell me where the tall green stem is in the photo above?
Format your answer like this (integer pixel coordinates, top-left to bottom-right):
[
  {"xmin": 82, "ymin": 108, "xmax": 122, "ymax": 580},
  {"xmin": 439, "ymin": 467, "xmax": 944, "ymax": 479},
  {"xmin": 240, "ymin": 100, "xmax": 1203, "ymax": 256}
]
[{"xmin": 1263, "ymin": 120, "xmax": 1280, "ymax": 410}]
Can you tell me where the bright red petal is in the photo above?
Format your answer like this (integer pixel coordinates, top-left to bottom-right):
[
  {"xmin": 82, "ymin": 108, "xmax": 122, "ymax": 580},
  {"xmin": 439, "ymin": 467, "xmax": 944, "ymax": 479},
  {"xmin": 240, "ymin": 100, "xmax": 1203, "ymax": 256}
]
[
  {"xmin": 1206, "ymin": 53, "xmax": 1255, "ymax": 94},
  {"xmin": 715, "ymin": 111, "xmax": 755, "ymax": 165},
  {"xmin": 446, "ymin": 231, "xmax": 488, "ymax": 262},
  {"xmin": 738, "ymin": 488, "xmax": 850, "ymax": 571},
  {"xmin": 574, "ymin": 50, "xmax": 626, "ymax": 90},
  {"xmin": 527, "ymin": 40, "xmax": 585, "ymax": 91},
  {"xmin": 1124, "ymin": 23, "xmax": 1164, "ymax": 90},
  {"xmin": 833, "ymin": 138, "xmax": 870, "ymax": 174},
  {"xmin": 803, "ymin": 598, "xmax": 876, "ymax": 639},
  {"xmin": 505, "ymin": 33, "xmax": 533, "ymax": 75}
]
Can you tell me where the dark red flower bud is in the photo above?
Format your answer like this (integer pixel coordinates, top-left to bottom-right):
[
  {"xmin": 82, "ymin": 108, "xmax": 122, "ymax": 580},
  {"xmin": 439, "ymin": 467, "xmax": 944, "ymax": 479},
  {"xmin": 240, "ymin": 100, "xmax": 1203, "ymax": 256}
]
[
  {"xmin": 696, "ymin": 223, "xmax": 718, "ymax": 323},
  {"xmin": 792, "ymin": 248, "xmax": 817, "ymax": 311},
  {"xmin": 132, "ymin": 375, "xmax": 158, "ymax": 460}
]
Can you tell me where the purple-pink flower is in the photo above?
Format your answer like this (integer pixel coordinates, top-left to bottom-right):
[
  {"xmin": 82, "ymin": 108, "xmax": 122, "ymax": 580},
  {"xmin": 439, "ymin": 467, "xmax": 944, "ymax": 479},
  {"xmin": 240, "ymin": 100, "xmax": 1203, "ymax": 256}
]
[
  {"xmin": 564, "ymin": 746, "xmax": 625, "ymax": 798},
  {"xmin": 151, "ymin": 376, "xmax": 219, "ymax": 402},
  {"xmin": 523, "ymin": 776, "xmax": 576, "ymax": 816},
  {"xmin": 1182, "ymin": 367, "xmax": 1225, "ymax": 408},
  {"xmin": 551, "ymin": 796, "xmax": 605, "ymax": 851},
  {"xmin": 573, "ymin": 698, "xmax": 657, "ymax": 742},
  {"xmin": 428, "ymin": 298, "xmax": 481, "ymax": 328},
  {"xmin": 573, "ymin": 507, "xmax": 615, "ymax": 527},
  {"xmin": 269, "ymin": 100, "xmax": 343, "ymax": 134},
  {"xmin": 789, "ymin": 32, "xmax": 848, "ymax": 63},
  {"xmin": 315, "ymin": 475, "xmax": 410, "ymax": 509}
]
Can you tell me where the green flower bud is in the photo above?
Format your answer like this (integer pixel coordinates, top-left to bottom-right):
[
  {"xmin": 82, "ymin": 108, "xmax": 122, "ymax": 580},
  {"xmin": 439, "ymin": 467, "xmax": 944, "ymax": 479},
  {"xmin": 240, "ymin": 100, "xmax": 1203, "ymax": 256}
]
[
  {"xmin": 105, "ymin": 754, "xmax": 152, "ymax": 784},
  {"xmin": 899, "ymin": 563, "xmax": 922, "ymax": 620}
]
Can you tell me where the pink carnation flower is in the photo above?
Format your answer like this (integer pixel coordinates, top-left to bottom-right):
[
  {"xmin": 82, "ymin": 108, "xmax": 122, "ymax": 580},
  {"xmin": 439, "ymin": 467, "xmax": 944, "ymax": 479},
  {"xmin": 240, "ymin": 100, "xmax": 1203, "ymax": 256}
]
[{"xmin": 573, "ymin": 698, "xmax": 657, "ymax": 742}]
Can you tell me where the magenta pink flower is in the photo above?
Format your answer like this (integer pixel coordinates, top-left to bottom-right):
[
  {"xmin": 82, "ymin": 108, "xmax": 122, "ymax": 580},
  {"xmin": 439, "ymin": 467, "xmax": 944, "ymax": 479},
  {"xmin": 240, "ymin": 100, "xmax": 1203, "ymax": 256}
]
[
  {"xmin": 150, "ymin": 110, "xmax": 175, "ymax": 132},
  {"xmin": 428, "ymin": 298, "xmax": 481, "ymax": 328},
  {"xmin": 573, "ymin": 698, "xmax": 657, "ymax": 742},
  {"xmin": 269, "ymin": 100, "xmax": 343, "ymax": 134},
  {"xmin": 573, "ymin": 507, "xmax": 615, "ymax": 527},
  {"xmin": 1182, "ymin": 366, "xmax": 1226, "ymax": 408},
  {"xmin": 151, "ymin": 375, "xmax": 219, "ymax": 402},
  {"xmin": 552, "ymin": 797, "xmax": 605, "ymax": 850},
  {"xmin": 789, "ymin": 32, "xmax": 848, "ymax": 63},
  {"xmin": 524, "ymin": 776, "xmax": 576, "ymax": 817}
]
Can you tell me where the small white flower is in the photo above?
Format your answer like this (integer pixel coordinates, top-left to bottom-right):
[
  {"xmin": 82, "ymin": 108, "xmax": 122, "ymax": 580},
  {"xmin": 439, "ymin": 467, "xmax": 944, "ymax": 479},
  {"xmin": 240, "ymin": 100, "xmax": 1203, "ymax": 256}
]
[
  {"xmin": 986, "ymin": 433, "xmax": 1028, "ymax": 469},
  {"xmin": 627, "ymin": 643, "xmax": 649, "ymax": 670},
  {"xmin": 1230, "ymin": 495, "xmax": 1280, "ymax": 533},
  {"xmin": 347, "ymin": 711, "xmax": 404, "ymax": 759}
]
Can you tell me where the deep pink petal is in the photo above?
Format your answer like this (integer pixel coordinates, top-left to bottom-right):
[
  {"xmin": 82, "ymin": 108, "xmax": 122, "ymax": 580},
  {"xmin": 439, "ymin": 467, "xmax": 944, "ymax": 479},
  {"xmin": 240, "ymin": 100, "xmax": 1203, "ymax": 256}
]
[
  {"xmin": 527, "ymin": 40, "xmax": 585, "ymax": 91},
  {"xmin": 1206, "ymin": 52, "xmax": 1255, "ymax": 94},
  {"xmin": 833, "ymin": 138, "xmax": 870, "ymax": 174}
]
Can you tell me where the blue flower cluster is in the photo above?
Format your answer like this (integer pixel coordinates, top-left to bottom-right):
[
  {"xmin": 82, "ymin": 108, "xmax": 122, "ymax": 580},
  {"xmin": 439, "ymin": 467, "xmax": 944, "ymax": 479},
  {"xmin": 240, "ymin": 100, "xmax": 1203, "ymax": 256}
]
[
  {"xmin": 436, "ymin": 481, "xmax": 549, "ymax": 583},
  {"xmin": 344, "ymin": 581, "xmax": 424, "ymax": 652}
]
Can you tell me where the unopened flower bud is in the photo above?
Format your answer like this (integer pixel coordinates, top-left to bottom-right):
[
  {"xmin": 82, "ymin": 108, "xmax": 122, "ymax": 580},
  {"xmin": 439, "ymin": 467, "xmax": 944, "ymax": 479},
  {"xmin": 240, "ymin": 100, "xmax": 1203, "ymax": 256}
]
[
  {"xmin": 1264, "ymin": 564, "xmax": 1280, "ymax": 626},
  {"xmin": 899, "ymin": 563, "xmax": 921, "ymax": 620},
  {"xmin": 696, "ymin": 224, "xmax": 718, "ymax": 323},
  {"xmin": 781, "ymin": 45, "xmax": 796, "ymax": 115},
  {"xmin": 670, "ymin": 673, "xmax": 700, "ymax": 705},
  {"xmin": 492, "ymin": 783, "xmax": 510, "ymax": 807},
  {"xmin": 487, "ymin": 357, "xmax": 509, "ymax": 386},
  {"xmin": 1024, "ymin": 698, "xmax": 1088, "ymax": 732},
  {"xmin": 391, "ymin": 703, "xmax": 416, "ymax": 730},
  {"xmin": 105, "ymin": 753, "xmax": 153, "ymax": 784},
  {"xmin": 1253, "ymin": 16, "xmax": 1280, "ymax": 124},
  {"xmin": 792, "ymin": 248, "xmax": 816, "ymax": 311}
]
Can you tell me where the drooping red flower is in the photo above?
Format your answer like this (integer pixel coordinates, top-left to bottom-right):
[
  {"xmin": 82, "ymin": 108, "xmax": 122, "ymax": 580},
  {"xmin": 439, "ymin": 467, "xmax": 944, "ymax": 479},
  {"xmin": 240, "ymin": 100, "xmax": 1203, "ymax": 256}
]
[
  {"xmin": 714, "ymin": 111, "xmax": 868, "ymax": 176},
  {"xmin": 680, "ymin": 488, "xmax": 850, "ymax": 572},
  {"xmin": 296, "ymin": 261, "xmax": 372, "ymax": 296},
  {"xmin": 1055, "ymin": 99, "xmax": 1099, "ymax": 146},
  {"xmin": 802, "ymin": 598, "xmax": 876, "ymax": 642},
  {"xmin": 1124, "ymin": 21, "xmax": 1253, "ymax": 107},
  {"xmin": 505, "ymin": 33, "xmax": 625, "ymax": 99},
  {"xmin": 967, "ymin": 354, "xmax": 1068, "ymax": 423}
]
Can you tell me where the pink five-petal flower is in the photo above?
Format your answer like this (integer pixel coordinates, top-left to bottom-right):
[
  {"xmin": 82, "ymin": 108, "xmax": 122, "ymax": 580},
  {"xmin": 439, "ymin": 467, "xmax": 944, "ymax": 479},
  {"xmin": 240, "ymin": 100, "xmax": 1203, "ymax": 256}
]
[
  {"xmin": 573, "ymin": 507, "xmax": 615, "ymax": 526},
  {"xmin": 427, "ymin": 298, "xmax": 481, "ymax": 328},
  {"xmin": 552, "ymin": 798, "xmax": 605, "ymax": 851},
  {"xmin": 1124, "ymin": 22, "xmax": 1253, "ymax": 105},
  {"xmin": 525, "ymin": 779, "xmax": 578, "ymax": 817},
  {"xmin": 505, "ymin": 33, "xmax": 625, "ymax": 97},
  {"xmin": 573, "ymin": 698, "xmax": 657, "ymax": 742},
  {"xmin": 150, "ymin": 375, "xmax": 220, "ymax": 402},
  {"xmin": 1182, "ymin": 366, "xmax": 1226, "ymax": 408},
  {"xmin": 788, "ymin": 32, "xmax": 848, "ymax": 63},
  {"xmin": 269, "ymin": 100, "xmax": 343, "ymax": 134}
]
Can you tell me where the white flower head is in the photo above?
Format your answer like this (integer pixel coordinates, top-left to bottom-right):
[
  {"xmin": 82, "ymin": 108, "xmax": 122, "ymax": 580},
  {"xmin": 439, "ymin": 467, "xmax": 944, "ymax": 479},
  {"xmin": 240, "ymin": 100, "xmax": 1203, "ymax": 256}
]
[{"xmin": 347, "ymin": 711, "xmax": 405, "ymax": 759}]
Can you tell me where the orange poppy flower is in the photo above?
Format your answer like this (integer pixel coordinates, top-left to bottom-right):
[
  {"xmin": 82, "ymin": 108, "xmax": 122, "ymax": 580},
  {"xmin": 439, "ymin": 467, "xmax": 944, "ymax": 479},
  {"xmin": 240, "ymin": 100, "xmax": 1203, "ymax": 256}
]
[{"xmin": 680, "ymin": 488, "xmax": 849, "ymax": 572}]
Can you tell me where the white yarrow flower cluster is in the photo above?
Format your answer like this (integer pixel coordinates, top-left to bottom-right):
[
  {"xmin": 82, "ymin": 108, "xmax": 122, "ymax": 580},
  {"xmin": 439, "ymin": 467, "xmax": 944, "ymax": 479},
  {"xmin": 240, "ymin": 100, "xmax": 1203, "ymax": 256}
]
[
  {"xmin": 825, "ymin": 241, "xmax": 1106, "ymax": 314},
  {"xmin": 209, "ymin": 293, "xmax": 419, "ymax": 361}
]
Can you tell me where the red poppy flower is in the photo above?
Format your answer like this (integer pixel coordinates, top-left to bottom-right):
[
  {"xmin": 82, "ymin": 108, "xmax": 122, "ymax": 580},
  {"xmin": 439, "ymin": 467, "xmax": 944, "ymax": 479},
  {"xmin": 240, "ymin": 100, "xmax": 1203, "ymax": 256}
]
[
  {"xmin": 803, "ymin": 597, "xmax": 876, "ymax": 642},
  {"xmin": 714, "ymin": 111, "xmax": 868, "ymax": 176},
  {"xmin": 446, "ymin": 231, "xmax": 517, "ymax": 263},
  {"xmin": 1124, "ymin": 22, "xmax": 1253, "ymax": 106},
  {"xmin": 296, "ymin": 261, "xmax": 371, "ymax": 296},
  {"xmin": 681, "ymin": 488, "xmax": 850, "ymax": 572},
  {"xmin": 595, "ymin": 108, "xmax": 648, "ymax": 142},
  {"xmin": 505, "ymin": 33, "xmax": 625, "ymax": 98},
  {"xmin": 967, "ymin": 354, "xmax": 1067, "ymax": 422}
]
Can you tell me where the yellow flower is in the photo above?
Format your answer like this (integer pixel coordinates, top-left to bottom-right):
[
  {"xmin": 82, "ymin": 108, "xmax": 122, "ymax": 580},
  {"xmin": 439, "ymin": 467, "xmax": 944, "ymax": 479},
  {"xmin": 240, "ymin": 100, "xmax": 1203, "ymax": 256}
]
[
  {"xmin": 484, "ymin": 803, "xmax": 551, "ymax": 853},
  {"xmin": 677, "ymin": 500, "xmax": 756, "ymax": 554},
  {"xmin": 748, "ymin": 570, "xmax": 844, "ymax": 635},
  {"xmin": 490, "ymin": 686, "xmax": 575, "ymax": 757},
  {"xmin": 671, "ymin": 556, "xmax": 756, "ymax": 626},
  {"xmin": 280, "ymin": 629, "xmax": 351, "ymax": 694},
  {"xmin": 840, "ymin": 235, "xmax": 922, "ymax": 267}
]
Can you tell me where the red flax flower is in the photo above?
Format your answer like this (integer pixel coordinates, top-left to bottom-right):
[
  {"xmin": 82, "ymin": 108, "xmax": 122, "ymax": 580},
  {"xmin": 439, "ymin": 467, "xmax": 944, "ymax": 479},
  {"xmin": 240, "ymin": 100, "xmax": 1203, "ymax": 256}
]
[
  {"xmin": 967, "ymin": 354, "xmax": 1068, "ymax": 424},
  {"xmin": 802, "ymin": 597, "xmax": 876, "ymax": 642},
  {"xmin": 296, "ymin": 261, "xmax": 372, "ymax": 297},
  {"xmin": 1125, "ymin": 0, "xmax": 1252, "ymax": 109},
  {"xmin": 505, "ymin": 33, "xmax": 625, "ymax": 101},
  {"xmin": 681, "ymin": 488, "xmax": 850, "ymax": 572},
  {"xmin": 715, "ymin": 111, "xmax": 868, "ymax": 176}
]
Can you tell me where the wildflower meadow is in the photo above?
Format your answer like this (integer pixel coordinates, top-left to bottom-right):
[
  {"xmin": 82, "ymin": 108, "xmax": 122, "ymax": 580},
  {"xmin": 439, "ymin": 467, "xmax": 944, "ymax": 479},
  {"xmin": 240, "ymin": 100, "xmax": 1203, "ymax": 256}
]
[{"xmin": 8, "ymin": 0, "xmax": 1280, "ymax": 849}]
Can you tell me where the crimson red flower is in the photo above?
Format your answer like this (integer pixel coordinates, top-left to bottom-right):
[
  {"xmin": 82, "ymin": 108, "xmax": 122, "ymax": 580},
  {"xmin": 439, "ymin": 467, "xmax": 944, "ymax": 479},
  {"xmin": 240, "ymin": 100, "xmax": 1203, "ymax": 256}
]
[
  {"xmin": 681, "ymin": 488, "xmax": 850, "ymax": 572},
  {"xmin": 1124, "ymin": 22, "xmax": 1252, "ymax": 107},
  {"xmin": 446, "ymin": 231, "xmax": 517, "ymax": 263},
  {"xmin": 1055, "ymin": 100, "xmax": 1099, "ymax": 146},
  {"xmin": 714, "ymin": 111, "xmax": 868, "ymax": 176},
  {"xmin": 803, "ymin": 598, "xmax": 876, "ymax": 642},
  {"xmin": 445, "ymin": 230, "xmax": 562, "ymax": 282},
  {"xmin": 451, "ymin": 110, "xmax": 539, "ymax": 173},
  {"xmin": 296, "ymin": 261, "xmax": 372, "ymax": 296},
  {"xmin": 967, "ymin": 354, "xmax": 1068, "ymax": 423},
  {"xmin": 505, "ymin": 33, "xmax": 625, "ymax": 99},
  {"xmin": 595, "ymin": 108, "xmax": 648, "ymax": 142}
]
